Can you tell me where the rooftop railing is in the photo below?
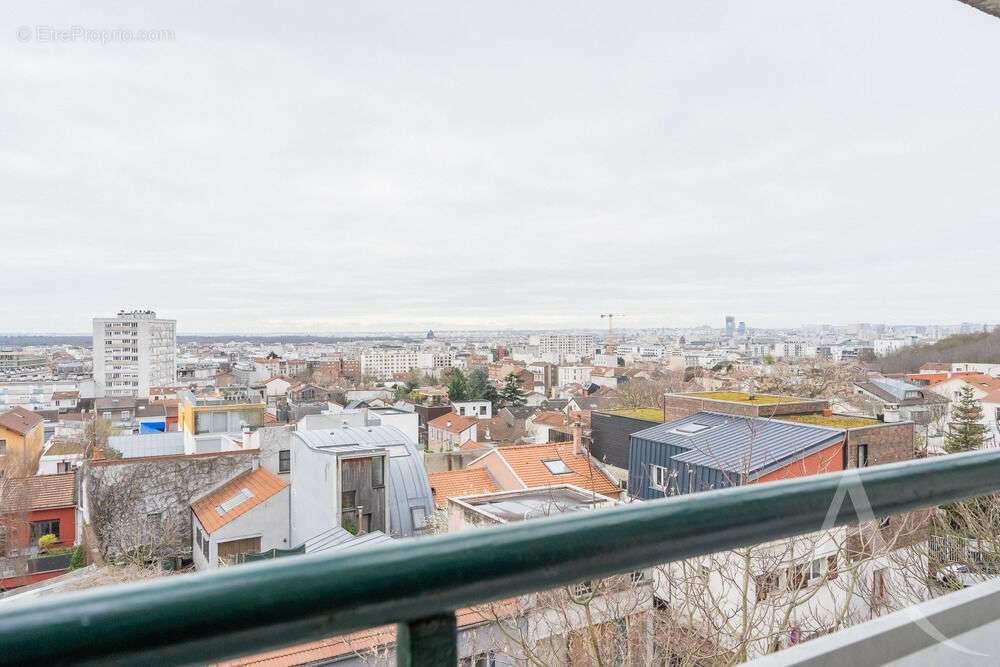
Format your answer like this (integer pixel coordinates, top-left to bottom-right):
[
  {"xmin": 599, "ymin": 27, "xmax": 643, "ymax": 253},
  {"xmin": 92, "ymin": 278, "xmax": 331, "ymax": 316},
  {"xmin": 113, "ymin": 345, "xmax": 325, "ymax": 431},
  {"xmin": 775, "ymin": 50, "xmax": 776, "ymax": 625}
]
[{"xmin": 2, "ymin": 450, "xmax": 1000, "ymax": 666}]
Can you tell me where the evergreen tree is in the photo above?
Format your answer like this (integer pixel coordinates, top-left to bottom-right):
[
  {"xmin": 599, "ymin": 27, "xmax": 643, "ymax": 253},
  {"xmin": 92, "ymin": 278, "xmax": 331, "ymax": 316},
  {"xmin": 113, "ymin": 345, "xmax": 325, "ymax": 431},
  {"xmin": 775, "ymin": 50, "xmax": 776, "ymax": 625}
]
[
  {"xmin": 499, "ymin": 372, "xmax": 527, "ymax": 407},
  {"xmin": 444, "ymin": 368, "xmax": 470, "ymax": 402},
  {"xmin": 466, "ymin": 368, "xmax": 491, "ymax": 400},
  {"xmin": 945, "ymin": 384, "xmax": 986, "ymax": 453}
]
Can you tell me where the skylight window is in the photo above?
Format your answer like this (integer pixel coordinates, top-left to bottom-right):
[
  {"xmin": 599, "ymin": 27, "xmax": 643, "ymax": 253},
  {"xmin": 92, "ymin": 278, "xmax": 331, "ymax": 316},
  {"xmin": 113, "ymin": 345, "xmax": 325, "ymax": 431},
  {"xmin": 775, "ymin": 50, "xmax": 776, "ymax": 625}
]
[
  {"xmin": 216, "ymin": 488, "xmax": 254, "ymax": 515},
  {"xmin": 543, "ymin": 459, "xmax": 573, "ymax": 475},
  {"xmin": 674, "ymin": 422, "xmax": 712, "ymax": 435}
]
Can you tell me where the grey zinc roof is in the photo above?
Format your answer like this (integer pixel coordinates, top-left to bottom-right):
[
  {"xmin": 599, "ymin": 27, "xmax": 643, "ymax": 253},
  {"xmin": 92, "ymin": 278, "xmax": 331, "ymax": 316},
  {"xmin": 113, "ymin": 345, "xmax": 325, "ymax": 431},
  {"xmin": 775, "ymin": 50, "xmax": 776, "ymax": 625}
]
[
  {"xmin": 294, "ymin": 425, "xmax": 435, "ymax": 538},
  {"xmin": 303, "ymin": 526, "xmax": 394, "ymax": 553},
  {"xmin": 631, "ymin": 412, "xmax": 844, "ymax": 476},
  {"xmin": 107, "ymin": 432, "xmax": 185, "ymax": 458},
  {"xmin": 869, "ymin": 377, "xmax": 922, "ymax": 401}
]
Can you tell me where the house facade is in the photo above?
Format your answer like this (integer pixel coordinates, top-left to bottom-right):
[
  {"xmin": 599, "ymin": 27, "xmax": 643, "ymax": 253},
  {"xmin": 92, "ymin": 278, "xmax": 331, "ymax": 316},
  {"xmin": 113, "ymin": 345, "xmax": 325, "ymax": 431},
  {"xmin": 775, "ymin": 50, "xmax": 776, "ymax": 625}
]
[{"xmin": 0, "ymin": 407, "xmax": 45, "ymax": 478}]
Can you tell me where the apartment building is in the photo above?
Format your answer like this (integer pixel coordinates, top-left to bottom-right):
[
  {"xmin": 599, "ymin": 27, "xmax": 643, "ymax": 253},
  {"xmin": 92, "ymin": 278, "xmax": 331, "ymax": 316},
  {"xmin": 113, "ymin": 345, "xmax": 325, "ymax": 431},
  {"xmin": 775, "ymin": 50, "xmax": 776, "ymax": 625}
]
[
  {"xmin": 537, "ymin": 334, "xmax": 595, "ymax": 357},
  {"xmin": 93, "ymin": 310, "xmax": 176, "ymax": 398},
  {"xmin": 360, "ymin": 347, "xmax": 418, "ymax": 380}
]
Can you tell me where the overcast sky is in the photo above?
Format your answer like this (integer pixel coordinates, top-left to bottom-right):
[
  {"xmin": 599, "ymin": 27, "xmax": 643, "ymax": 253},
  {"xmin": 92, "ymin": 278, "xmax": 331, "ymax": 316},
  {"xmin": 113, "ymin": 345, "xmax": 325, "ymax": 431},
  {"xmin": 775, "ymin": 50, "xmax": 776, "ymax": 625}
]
[{"xmin": 2, "ymin": 1, "xmax": 998, "ymax": 334}]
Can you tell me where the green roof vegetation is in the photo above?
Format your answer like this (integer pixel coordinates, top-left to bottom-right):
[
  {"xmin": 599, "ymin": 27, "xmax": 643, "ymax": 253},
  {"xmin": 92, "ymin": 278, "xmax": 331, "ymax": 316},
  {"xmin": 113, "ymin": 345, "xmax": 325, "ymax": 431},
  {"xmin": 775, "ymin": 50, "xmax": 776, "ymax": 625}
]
[
  {"xmin": 685, "ymin": 392, "xmax": 805, "ymax": 405},
  {"xmin": 777, "ymin": 414, "xmax": 880, "ymax": 429},
  {"xmin": 607, "ymin": 408, "xmax": 664, "ymax": 421}
]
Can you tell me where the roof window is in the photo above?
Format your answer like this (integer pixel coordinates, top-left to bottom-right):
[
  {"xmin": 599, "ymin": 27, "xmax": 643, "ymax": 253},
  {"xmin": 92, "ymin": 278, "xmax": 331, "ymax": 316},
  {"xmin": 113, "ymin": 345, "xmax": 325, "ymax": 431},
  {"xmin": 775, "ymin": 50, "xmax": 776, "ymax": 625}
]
[
  {"xmin": 216, "ymin": 488, "xmax": 254, "ymax": 515},
  {"xmin": 673, "ymin": 422, "xmax": 712, "ymax": 435},
  {"xmin": 543, "ymin": 459, "xmax": 573, "ymax": 475}
]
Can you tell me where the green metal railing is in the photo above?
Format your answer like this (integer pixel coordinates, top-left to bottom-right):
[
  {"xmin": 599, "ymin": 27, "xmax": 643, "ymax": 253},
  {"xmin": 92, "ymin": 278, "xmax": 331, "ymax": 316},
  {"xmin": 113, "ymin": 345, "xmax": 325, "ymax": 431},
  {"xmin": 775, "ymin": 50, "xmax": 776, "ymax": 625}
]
[{"xmin": 3, "ymin": 450, "xmax": 1000, "ymax": 666}]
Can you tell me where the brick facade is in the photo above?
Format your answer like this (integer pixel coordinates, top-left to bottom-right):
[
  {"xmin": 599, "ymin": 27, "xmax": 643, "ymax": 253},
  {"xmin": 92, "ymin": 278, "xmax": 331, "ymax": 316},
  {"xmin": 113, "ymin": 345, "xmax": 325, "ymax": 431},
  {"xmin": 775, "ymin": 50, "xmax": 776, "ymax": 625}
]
[{"xmin": 662, "ymin": 394, "xmax": 829, "ymax": 422}]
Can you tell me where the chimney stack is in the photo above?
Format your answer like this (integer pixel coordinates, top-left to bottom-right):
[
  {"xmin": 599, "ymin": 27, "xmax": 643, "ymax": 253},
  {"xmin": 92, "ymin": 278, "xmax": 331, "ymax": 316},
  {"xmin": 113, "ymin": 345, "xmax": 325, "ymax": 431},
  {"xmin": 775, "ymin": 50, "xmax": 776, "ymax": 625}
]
[
  {"xmin": 572, "ymin": 422, "xmax": 583, "ymax": 456},
  {"xmin": 92, "ymin": 447, "xmax": 104, "ymax": 460}
]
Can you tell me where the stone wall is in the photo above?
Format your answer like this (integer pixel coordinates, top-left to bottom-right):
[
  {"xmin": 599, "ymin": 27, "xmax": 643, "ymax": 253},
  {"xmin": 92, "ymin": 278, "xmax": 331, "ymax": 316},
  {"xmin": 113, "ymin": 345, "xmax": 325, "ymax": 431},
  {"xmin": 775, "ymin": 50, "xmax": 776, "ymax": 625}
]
[{"xmin": 84, "ymin": 450, "xmax": 256, "ymax": 563}]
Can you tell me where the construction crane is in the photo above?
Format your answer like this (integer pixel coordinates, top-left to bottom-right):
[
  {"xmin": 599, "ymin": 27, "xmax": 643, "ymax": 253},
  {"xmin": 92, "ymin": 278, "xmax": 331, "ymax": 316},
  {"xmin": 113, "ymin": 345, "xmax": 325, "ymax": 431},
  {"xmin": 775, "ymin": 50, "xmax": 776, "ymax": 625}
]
[{"xmin": 600, "ymin": 313, "xmax": 624, "ymax": 355}]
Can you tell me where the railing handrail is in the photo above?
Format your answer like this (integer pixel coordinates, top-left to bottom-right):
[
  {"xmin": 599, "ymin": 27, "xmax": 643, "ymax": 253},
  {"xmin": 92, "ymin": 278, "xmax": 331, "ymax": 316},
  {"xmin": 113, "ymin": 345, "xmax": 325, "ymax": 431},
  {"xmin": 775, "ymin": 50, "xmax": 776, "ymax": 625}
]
[{"xmin": 2, "ymin": 450, "xmax": 1000, "ymax": 666}]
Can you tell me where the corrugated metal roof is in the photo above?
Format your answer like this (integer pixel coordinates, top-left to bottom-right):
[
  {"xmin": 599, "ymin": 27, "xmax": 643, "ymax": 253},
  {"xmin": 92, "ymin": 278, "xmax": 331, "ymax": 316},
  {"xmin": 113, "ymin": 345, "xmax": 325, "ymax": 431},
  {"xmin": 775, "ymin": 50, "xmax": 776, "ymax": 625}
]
[
  {"xmin": 108, "ymin": 432, "xmax": 185, "ymax": 458},
  {"xmin": 630, "ymin": 411, "xmax": 843, "ymax": 475},
  {"xmin": 293, "ymin": 425, "xmax": 434, "ymax": 537}
]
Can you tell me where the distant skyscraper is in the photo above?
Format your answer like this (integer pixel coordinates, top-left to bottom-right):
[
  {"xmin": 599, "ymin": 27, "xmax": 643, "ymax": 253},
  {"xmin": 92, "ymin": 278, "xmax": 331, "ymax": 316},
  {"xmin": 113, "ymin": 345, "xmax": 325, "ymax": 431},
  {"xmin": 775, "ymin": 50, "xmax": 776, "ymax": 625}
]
[
  {"xmin": 725, "ymin": 316, "xmax": 736, "ymax": 336},
  {"xmin": 737, "ymin": 321, "xmax": 746, "ymax": 335},
  {"xmin": 93, "ymin": 310, "xmax": 176, "ymax": 398}
]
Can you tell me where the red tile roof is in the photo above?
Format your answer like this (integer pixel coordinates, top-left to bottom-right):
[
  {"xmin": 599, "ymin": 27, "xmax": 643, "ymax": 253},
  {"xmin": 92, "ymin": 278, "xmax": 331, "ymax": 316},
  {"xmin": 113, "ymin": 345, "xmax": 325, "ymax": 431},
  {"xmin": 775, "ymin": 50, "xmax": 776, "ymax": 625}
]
[
  {"xmin": 51, "ymin": 391, "xmax": 79, "ymax": 400},
  {"xmin": 192, "ymin": 467, "xmax": 288, "ymax": 533},
  {"xmin": 427, "ymin": 469, "xmax": 500, "ymax": 509},
  {"xmin": 531, "ymin": 410, "xmax": 568, "ymax": 427},
  {"xmin": 459, "ymin": 439, "xmax": 488, "ymax": 451},
  {"xmin": 428, "ymin": 413, "xmax": 477, "ymax": 434},
  {"xmin": 491, "ymin": 443, "xmax": 620, "ymax": 498},
  {"xmin": 2, "ymin": 472, "xmax": 77, "ymax": 511},
  {"xmin": 0, "ymin": 407, "xmax": 44, "ymax": 436}
]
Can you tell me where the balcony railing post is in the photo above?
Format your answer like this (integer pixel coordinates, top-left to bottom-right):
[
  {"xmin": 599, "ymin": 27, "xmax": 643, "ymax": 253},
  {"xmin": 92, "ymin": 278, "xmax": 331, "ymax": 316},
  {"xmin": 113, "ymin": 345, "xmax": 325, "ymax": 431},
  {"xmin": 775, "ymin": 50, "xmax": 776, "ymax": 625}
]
[{"xmin": 397, "ymin": 612, "xmax": 456, "ymax": 666}]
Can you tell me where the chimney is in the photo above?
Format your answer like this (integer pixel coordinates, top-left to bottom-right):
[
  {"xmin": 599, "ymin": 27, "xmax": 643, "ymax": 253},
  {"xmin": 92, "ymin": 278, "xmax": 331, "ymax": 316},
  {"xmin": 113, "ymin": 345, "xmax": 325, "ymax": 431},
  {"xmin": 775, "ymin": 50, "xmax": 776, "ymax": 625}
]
[
  {"xmin": 883, "ymin": 407, "xmax": 900, "ymax": 423},
  {"xmin": 92, "ymin": 447, "xmax": 104, "ymax": 460},
  {"xmin": 822, "ymin": 409, "xmax": 833, "ymax": 417},
  {"xmin": 572, "ymin": 422, "xmax": 583, "ymax": 456}
]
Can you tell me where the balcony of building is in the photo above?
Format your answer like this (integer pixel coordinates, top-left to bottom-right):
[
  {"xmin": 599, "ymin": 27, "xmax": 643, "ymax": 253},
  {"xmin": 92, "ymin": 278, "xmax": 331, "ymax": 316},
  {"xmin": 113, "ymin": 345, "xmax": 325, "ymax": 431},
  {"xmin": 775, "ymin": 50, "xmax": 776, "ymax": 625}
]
[{"xmin": 2, "ymin": 450, "xmax": 1000, "ymax": 665}]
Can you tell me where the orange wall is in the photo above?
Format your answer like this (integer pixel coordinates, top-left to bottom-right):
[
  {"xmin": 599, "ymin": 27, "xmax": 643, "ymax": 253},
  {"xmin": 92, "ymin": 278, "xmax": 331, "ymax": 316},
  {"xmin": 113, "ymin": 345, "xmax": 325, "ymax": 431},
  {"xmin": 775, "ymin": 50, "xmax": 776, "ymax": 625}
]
[{"xmin": 754, "ymin": 441, "xmax": 843, "ymax": 484}]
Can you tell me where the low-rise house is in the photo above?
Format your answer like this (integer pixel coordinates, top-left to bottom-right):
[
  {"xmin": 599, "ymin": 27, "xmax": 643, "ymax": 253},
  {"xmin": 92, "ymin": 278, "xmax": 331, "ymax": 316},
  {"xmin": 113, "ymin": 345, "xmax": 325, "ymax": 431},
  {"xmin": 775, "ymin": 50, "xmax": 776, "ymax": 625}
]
[
  {"xmin": 94, "ymin": 397, "xmax": 138, "ymax": 432},
  {"xmin": 451, "ymin": 400, "xmax": 492, "ymax": 419},
  {"xmin": 852, "ymin": 377, "xmax": 948, "ymax": 431},
  {"xmin": 290, "ymin": 425, "xmax": 434, "ymax": 542},
  {"xmin": 258, "ymin": 376, "xmax": 292, "ymax": 398},
  {"xmin": 287, "ymin": 383, "xmax": 330, "ymax": 404},
  {"xmin": 525, "ymin": 410, "xmax": 577, "ymax": 444},
  {"xmin": 38, "ymin": 440, "xmax": 85, "ymax": 474},
  {"xmin": 469, "ymin": 441, "xmax": 623, "ymax": 500},
  {"xmin": 0, "ymin": 471, "xmax": 80, "ymax": 589},
  {"xmin": 50, "ymin": 391, "xmax": 79, "ymax": 413},
  {"xmin": 191, "ymin": 465, "xmax": 290, "ymax": 569},
  {"xmin": 427, "ymin": 413, "xmax": 477, "ymax": 452},
  {"xmin": 0, "ymin": 407, "xmax": 45, "ymax": 478}
]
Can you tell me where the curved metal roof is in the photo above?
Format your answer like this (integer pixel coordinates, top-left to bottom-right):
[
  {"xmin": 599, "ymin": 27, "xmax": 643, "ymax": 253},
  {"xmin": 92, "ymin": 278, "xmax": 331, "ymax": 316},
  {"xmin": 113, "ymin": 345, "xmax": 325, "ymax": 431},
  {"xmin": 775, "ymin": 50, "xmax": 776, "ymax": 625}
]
[{"xmin": 293, "ymin": 425, "xmax": 434, "ymax": 538}]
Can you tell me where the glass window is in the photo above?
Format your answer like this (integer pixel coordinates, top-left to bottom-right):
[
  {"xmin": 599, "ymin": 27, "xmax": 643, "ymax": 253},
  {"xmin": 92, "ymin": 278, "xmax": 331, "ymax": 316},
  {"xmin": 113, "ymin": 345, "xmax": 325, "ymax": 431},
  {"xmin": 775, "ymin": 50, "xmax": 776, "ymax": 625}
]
[
  {"xmin": 542, "ymin": 459, "xmax": 572, "ymax": 475},
  {"xmin": 411, "ymin": 506, "xmax": 427, "ymax": 531},
  {"xmin": 371, "ymin": 456, "xmax": 384, "ymax": 487},
  {"xmin": 30, "ymin": 519, "xmax": 60, "ymax": 542},
  {"xmin": 278, "ymin": 450, "xmax": 291, "ymax": 473},
  {"xmin": 857, "ymin": 444, "xmax": 869, "ymax": 467},
  {"xmin": 342, "ymin": 490, "xmax": 356, "ymax": 510}
]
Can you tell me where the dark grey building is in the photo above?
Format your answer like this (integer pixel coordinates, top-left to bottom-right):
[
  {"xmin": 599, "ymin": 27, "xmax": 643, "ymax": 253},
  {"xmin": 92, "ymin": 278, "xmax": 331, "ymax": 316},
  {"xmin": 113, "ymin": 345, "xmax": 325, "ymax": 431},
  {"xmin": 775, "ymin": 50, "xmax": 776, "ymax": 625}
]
[{"xmin": 627, "ymin": 412, "xmax": 844, "ymax": 500}]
